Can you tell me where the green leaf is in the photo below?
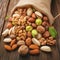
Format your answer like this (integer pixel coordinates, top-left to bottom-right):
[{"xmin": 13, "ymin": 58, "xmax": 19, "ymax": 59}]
[
  {"xmin": 49, "ymin": 26, "xmax": 57, "ymax": 38},
  {"xmin": 5, "ymin": 16, "xmax": 10, "ymax": 20}
]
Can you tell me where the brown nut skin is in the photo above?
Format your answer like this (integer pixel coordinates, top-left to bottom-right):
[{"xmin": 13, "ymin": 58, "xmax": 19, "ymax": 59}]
[
  {"xmin": 37, "ymin": 26, "xmax": 45, "ymax": 33},
  {"xmin": 6, "ymin": 22, "xmax": 12, "ymax": 29},
  {"xmin": 32, "ymin": 23, "xmax": 37, "ymax": 28},
  {"xmin": 4, "ymin": 45, "xmax": 12, "ymax": 51},
  {"xmin": 43, "ymin": 31, "xmax": 50, "ymax": 38},
  {"xmin": 10, "ymin": 39, "xmax": 16, "ymax": 46},
  {"xmin": 12, "ymin": 44, "xmax": 17, "ymax": 50},
  {"xmin": 25, "ymin": 38, "xmax": 32, "ymax": 46},
  {"xmin": 42, "ymin": 21, "xmax": 47, "ymax": 27},
  {"xmin": 29, "ymin": 49, "xmax": 40, "ymax": 55},
  {"xmin": 43, "ymin": 16, "xmax": 48, "ymax": 21},
  {"xmin": 28, "ymin": 17, "xmax": 35, "ymax": 23},
  {"xmin": 29, "ymin": 44, "xmax": 39, "ymax": 49},
  {"xmin": 27, "ymin": 32, "xmax": 32, "ymax": 37},
  {"xmin": 32, "ymin": 13, "xmax": 36, "ymax": 18},
  {"xmin": 18, "ymin": 45, "xmax": 29, "ymax": 55}
]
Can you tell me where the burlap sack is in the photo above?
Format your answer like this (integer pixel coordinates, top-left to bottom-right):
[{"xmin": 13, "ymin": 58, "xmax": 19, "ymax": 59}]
[{"xmin": 11, "ymin": 0, "xmax": 54, "ymax": 25}]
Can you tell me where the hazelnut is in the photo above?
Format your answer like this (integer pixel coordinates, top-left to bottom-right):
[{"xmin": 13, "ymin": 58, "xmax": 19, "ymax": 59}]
[
  {"xmin": 32, "ymin": 23, "xmax": 37, "ymax": 28},
  {"xmin": 28, "ymin": 17, "xmax": 35, "ymax": 23},
  {"xmin": 43, "ymin": 16, "xmax": 48, "ymax": 21}
]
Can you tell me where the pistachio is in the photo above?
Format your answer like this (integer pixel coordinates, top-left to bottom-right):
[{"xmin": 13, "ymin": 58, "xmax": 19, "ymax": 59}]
[
  {"xmin": 13, "ymin": 14, "xmax": 20, "ymax": 18},
  {"xmin": 27, "ymin": 8, "xmax": 33, "ymax": 16},
  {"xmin": 9, "ymin": 26, "xmax": 15, "ymax": 35},
  {"xmin": 26, "ymin": 26, "xmax": 33, "ymax": 31},
  {"xmin": 35, "ymin": 11, "xmax": 43, "ymax": 18},
  {"xmin": 17, "ymin": 40, "xmax": 25, "ymax": 46},
  {"xmin": 3, "ymin": 38, "xmax": 12, "ymax": 43},
  {"xmin": 36, "ymin": 33, "xmax": 42, "ymax": 39},
  {"xmin": 32, "ymin": 29, "xmax": 38, "ymax": 37},
  {"xmin": 32, "ymin": 38, "xmax": 40, "ymax": 46},
  {"xmin": 2, "ymin": 29, "xmax": 9, "ymax": 37},
  {"xmin": 40, "ymin": 46, "xmax": 52, "ymax": 52},
  {"xmin": 35, "ymin": 18, "xmax": 42, "ymax": 25}
]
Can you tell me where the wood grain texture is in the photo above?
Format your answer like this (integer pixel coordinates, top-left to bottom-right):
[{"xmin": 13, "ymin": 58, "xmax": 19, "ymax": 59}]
[{"xmin": 0, "ymin": 0, "xmax": 60, "ymax": 60}]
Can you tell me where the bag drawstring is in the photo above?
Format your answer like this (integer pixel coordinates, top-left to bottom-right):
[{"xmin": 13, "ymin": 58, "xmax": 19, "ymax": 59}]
[{"xmin": 54, "ymin": 13, "xmax": 60, "ymax": 20}]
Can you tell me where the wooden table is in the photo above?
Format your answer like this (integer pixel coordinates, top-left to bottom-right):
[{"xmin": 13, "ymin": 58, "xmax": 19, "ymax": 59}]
[{"xmin": 0, "ymin": 0, "xmax": 60, "ymax": 60}]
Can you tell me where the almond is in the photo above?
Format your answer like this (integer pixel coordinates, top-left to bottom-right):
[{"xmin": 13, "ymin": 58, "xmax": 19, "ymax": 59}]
[
  {"xmin": 4, "ymin": 45, "xmax": 12, "ymax": 51},
  {"xmin": 12, "ymin": 44, "xmax": 17, "ymax": 50},
  {"xmin": 10, "ymin": 39, "xmax": 16, "ymax": 46},
  {"xmin": 32, "ymin": 13, "xmax": 36, "ymax": 18},
  {"xmin": 26, "ymin": 38, "xmax": 32, "ymax": 46},
  {"xmin": 29, "ymin": 49, "xmax": 40, "ymax": 55},
  {"xmin": 29, "ymin": 44, "xmax": 39, "ymax": 49}
]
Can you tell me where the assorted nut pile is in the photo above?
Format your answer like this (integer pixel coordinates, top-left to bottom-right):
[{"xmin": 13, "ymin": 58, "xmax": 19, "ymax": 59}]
[{"xmin": 2, "ymin": 7, "xmax": 57, "ymax": 55}]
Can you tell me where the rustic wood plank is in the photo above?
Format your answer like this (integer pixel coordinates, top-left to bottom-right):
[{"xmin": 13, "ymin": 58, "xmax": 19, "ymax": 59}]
[
  {"xmin": 0, "ymin": 0, "xmax": 10, "ymax": 36},
  {"xmin": 55, "ymin": 0, "xmax": 60, "ymax": 56},
  {"xmin": 0, "ymin": 0, "xmax": 19, "ymax": 60},
  {"xmin": 0, "ymin": 0, "xmax": 10, "ymax": 60}
]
